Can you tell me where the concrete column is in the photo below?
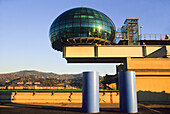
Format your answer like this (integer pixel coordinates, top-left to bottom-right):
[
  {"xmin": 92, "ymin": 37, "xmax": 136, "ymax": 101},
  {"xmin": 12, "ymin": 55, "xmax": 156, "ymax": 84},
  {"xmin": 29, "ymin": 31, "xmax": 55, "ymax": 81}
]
[
  {"xmin": 118, "ymin": 71, "xmax": 138, "ymax": 113},
  {"xmin": 82, "ymin": 71, "xmax": 99, "ymax": 113}
]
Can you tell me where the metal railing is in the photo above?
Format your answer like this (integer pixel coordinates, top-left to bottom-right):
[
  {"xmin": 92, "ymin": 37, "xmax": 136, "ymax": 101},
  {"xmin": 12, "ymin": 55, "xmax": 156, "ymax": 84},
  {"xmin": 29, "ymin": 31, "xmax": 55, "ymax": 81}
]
[
  {"xmin": 140, "ymin": 34, "xmax": 170, "ymax": 40},
  {"xmin": 116, "ymin": 31, "xmax": 170, "ymax": 42},
  {"xmin": 0, "ymin": 89, "xmax": 119, "ymax": 92}
]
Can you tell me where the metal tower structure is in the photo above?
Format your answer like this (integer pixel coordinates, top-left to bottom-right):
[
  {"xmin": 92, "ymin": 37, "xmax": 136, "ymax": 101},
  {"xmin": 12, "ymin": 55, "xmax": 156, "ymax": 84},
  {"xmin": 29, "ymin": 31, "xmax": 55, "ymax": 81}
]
[{"xmin": 121, "ymin": 18, "xmax": 139, "ymax": 45}]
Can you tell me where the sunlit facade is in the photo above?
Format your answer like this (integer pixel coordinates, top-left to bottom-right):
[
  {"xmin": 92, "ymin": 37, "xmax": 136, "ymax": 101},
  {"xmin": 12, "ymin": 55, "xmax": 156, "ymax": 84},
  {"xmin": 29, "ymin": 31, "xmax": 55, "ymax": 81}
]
[{"xmin": 49, "ymin": 7, "xmax": 116, "ymax": 51}]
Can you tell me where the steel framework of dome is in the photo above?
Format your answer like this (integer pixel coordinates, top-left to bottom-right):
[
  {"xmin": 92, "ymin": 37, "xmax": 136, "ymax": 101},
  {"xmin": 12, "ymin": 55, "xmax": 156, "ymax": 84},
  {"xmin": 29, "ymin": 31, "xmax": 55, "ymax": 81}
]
[{"xmin": 49, "ymin": 7, "xmax": 116, "ymax": 51}]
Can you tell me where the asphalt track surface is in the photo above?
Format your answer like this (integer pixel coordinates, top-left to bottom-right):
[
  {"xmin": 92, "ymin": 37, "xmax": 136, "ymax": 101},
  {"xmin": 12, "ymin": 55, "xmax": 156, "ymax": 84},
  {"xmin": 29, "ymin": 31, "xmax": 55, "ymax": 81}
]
[{"xmin": 0, "ymin": 103, "xmax": 170, "ymax": 114}]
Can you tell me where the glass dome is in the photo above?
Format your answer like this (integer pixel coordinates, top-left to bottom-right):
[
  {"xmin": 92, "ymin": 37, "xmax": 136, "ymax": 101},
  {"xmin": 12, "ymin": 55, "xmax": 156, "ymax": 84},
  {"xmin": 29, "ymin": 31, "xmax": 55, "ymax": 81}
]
[{"xmin": 49, "ymin": 7, "xmax": 116, "ymax": 51}]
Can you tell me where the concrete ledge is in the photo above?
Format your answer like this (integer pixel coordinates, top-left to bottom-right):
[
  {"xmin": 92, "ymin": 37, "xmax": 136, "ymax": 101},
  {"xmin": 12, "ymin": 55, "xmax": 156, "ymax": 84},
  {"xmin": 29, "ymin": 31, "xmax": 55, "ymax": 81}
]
[{"xmin": 0, "ymin": 92, "xmax": 119, "ymax": 104}]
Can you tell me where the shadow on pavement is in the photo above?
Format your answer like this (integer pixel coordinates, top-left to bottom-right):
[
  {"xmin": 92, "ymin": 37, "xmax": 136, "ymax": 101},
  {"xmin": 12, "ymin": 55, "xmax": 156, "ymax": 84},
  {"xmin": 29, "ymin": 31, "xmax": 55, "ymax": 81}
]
[
  {"xmin": 1, "ymin": 103, "xmax": 167, "ymax": 114},
  {"xmin": 0, "ymin": 103, "xmax": 124, "ymax": 114}
]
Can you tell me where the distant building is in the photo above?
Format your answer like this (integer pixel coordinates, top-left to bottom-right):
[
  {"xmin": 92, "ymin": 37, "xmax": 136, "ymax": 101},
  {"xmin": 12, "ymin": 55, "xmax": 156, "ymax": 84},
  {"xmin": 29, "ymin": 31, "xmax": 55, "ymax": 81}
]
[
  {"xmin": 14, "ymin": 86, "xmax": 24, "ymax": 90},
  {"xmin": 17, "ymin": 82, "xmax": 24, "ymax": 85},
  {"xmin": 5, "ymin": 80, "xmax": 10, "ymax": 83},
  {"xmin": 0, "ymin": 86, "xmax": 6, "ymax": 90},
  {"xmin": 7, "ymin": 86, "xmax": 14, "ymax": 90},
  {"xmin": 25, "ymin": 82, "xmax": 32, "ymax": 85},
  {"xmin": 34, "ymin": 82, "xmax": 41, "ymax": 85}
]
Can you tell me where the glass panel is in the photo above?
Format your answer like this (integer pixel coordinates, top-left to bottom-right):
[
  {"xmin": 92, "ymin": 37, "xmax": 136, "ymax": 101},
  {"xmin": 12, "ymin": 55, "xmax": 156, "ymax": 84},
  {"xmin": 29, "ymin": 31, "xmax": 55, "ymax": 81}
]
[
  {"xmin": 108, "ymin": 27, "xmax": 111, "ymax": 32},
  {"xmin": 60, "ymin": 20, "xmax": 65, "ymax": 24},
  {"xmin": 80, "ymin": 33, "xmax": 87, "ymax": 37},
  {"xmin": 88, "ymin": 15, "xmax": 94, "ymax": 18},
  {"xmin": 66, "ymin": 19, "xmax": 73, "ymax": 23},
  {"xmin": 73, "ymin": 18, "xmax": 80, "ymax": 23},
  {"xmin": 66, "ymin": 23, "xmax": 72, "ymax": 28},
  {"xmin": 81, "ymin": 8, "xmax": 87, "ymax": 12},
  {"xmin": 73, "ymin": 9, "xmax": 80, "ymax": 13},
  {"xmin": 73, "ymin": 23, "xmax": 80, "ymax": 27},
  {"xmin": 87, "ymin": 11, "xmax": 93, "ymax": 15},
  {"xmin": 96, "ymin": 20, "xmax": 103, "ymax": 24},
  {"xmin": 81, "ymin": 15, "xmax": 87, "ymax": 18},
  {"xmin": 73, "ymin": 27, "xmax": 80, "ymax": 33},
  {"xmin": 50, "ymin": 28, "xmax": 54, "ymax": 33},
  {"xmin": 81, "ymin": 22, "xmax": 88, "ymax": 27},
  {"xmin": 54, "ymin": 26, "xmax": 59, "ymax": 31},
  {"xmin": 96, "ymin": 23, "xmax": 101, "ymax": 28},
  {"xmin": 93, "ymin": 10, "xmax": 98, "ymax": 14},
  {"xmin": 89, "ymin": 27, "xmax": 93, "ymax": 32},
  {"xmin": 103, "ymin": 25, "xmax": 108, "ymax": 30},
  {"xmin": 68, "ymin": 28, "xmax": 74, "ymax": 33},
  {"xmin": 108, "ymin": 22, "xmax": 112, "ymax": 27},
  {"xmin": 81, "ymin": 27, "xmax": 88, "ymax": 33},
  {"xmin": 74, "ymin": 15, "xmax": 80, "ymax": 18},
  {"xmin": 89, "ymin": 23, "xmax": 95, "ymax": 27},
  {"xmin": 60, "ymin": 24, "xmax": 65, "ymax": 29},
  {"xmin": 102, "ymin": 17, "xmax": 108, "ymax": 22},
  {"xmin": 81, "ymin": 19, "xmax": 88, "ymax": 22},
  {"xmin": 74, "ymin": 12, "xmax": 81, "ymax": 15},
  {"xmin": 51, "ymin": 24, "xmax": 55, "ymax": 28},
  {"xmin": 68, "ymin": 12, "xmax": 74, "ymax": 15},
  {"xmin": 100, "ymin": 15, "xmax": 105, "ymax": 20},
  {"xmin": 73, "ymin": 32, "xmax": 79, "ymax": 37},
  {"xmin": 81, "ymin": 9, "xmax": 87, "ymax": 15},
  {"xmin": 89, "ymin": 19, "xmax": 95, "ymax": 23},
  {"xmin": 78, "ymin": 34, "xmax": 81, "ymax": 37},
  {"xmin": 103, "ymin": 21, "xmax": 107, "ymax": 26},
  {"xmin": 54, "ymin": 22, "xmax": 59, "ymax": 27},
  {"xmin": 66, "ymin": 15, "xmax": 74, "ymax": 19},
  {"xmin": 95, "ymin": 15, "xmax": 101, "ymax": 19}
]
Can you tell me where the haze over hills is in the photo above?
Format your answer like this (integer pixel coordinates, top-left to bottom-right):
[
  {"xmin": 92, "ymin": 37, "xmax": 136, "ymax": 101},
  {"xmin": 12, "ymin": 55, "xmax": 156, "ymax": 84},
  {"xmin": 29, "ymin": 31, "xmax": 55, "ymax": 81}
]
[
  {"xmin": 0, "ymin": 70, "xmax": 81, "ymax": 79},
  {"xmin": 0, "ymin": 70, "xmax": 103, "ymax": 86}
]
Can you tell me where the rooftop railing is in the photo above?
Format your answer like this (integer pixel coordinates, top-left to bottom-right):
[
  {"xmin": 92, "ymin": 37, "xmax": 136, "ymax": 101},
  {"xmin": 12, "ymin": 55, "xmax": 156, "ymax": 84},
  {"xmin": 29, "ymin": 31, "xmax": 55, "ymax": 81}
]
[{"xmin": 140, "ymin": 34, "xmax": 170, "ymax": 40}]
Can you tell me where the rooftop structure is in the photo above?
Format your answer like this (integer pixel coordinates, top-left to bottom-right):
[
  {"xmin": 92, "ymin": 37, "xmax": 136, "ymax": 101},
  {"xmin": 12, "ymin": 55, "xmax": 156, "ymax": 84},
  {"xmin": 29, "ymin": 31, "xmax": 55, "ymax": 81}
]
[
  {"xmin": 49, "ymin": 7, "xmax": 116, "ymax": 51},
  {"xmin": 49, "ymin": 7, "xmax": 170, "ymax": 107}
]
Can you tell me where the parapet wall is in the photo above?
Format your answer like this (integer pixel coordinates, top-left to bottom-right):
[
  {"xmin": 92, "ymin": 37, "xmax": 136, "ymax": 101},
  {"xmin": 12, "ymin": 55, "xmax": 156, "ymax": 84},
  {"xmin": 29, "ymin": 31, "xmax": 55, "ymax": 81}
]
[
  {"xmin": 0, "ymin": 92, "xmax": 119, "ymax": 104},
  {"xmin": 0, "ymin": 91, "xmax": 169, "ymax": 104}
]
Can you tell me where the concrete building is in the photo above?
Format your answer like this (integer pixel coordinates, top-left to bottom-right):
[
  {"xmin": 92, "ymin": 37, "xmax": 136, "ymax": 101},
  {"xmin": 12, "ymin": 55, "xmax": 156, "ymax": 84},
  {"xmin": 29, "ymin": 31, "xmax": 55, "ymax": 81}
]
[{"xmin": 49, "ymin": 7, "xmax": 170, "ymax": 104}]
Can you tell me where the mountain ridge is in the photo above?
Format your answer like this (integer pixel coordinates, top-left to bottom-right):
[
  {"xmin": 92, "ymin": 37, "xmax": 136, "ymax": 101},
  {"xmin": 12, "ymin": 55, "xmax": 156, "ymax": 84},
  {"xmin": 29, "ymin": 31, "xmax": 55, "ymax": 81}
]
[{"xmin": 0, "ymin": 70, "xmax": 84, "ymax": 85}]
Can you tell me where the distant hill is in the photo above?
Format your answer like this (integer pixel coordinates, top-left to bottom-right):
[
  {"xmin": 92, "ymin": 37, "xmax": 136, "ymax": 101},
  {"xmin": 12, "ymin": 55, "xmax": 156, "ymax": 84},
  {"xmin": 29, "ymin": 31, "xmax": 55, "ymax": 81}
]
[{"xmin": 0, "ymin": 70, "xmax": 103, "ymax": 86}]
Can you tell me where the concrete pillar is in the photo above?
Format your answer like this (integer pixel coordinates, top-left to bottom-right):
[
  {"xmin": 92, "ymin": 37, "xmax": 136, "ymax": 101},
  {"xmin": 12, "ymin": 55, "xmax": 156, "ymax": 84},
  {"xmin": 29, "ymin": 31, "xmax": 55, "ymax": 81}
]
[
  {"xmin": 118, "ymin": 71, "xmax": 138, "ymax": 113},
  {"xmin": 82, "ymin": 71, "xmax": 99, "ymax": 113}
]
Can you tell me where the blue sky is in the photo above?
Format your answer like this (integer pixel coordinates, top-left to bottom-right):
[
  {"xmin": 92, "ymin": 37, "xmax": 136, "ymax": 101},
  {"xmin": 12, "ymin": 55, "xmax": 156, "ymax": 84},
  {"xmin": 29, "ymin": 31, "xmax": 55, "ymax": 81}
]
[{"xmin": 0, "ymin": 0, "xmax": 170, "ymax": 75}]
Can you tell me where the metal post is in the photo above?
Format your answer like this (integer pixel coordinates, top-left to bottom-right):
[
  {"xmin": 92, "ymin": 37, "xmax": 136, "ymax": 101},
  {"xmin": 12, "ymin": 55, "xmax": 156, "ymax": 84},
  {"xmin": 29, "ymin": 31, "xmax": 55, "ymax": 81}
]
[
  {"xmin": 82, "ymin": 71, "xmax": 99, "ymax": 113},
  {"xmin": 140, "ymin": 26, "xmax": 143, "ymax": 40},
  {"xmin": 118, "ymin": 71, "xmax": 138, "ymax": 113}
]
